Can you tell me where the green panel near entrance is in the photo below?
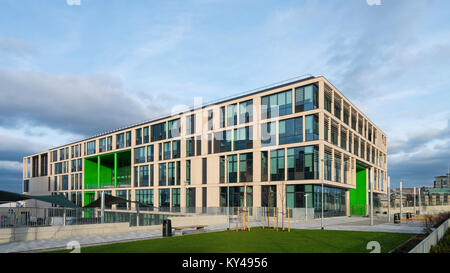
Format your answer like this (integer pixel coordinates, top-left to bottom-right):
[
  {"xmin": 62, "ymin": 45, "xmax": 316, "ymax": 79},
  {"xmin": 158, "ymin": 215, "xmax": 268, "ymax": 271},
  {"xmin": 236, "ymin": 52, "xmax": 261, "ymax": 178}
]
[
  {"xmin": 84, "ymin": 158, "xmax": 98, "ymax": 189},
  {"xmin": 349, "ymin": 165, "xmax": 367, "ymax": 215},
  {"xmin": 83, "ymin": 150, "xmax": 131, "ymax": 190},
  {"xmin": 84, "ymin": 191, "xmax": 96, "ymax": 217}
]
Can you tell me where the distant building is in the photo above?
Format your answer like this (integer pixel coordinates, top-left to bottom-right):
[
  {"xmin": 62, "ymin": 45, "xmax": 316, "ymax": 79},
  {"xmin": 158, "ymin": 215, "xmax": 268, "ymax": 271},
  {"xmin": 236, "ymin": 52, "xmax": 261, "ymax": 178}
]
[{"xmin": 434, "ymin": 173, "xmax": 449, "ymax": 189}]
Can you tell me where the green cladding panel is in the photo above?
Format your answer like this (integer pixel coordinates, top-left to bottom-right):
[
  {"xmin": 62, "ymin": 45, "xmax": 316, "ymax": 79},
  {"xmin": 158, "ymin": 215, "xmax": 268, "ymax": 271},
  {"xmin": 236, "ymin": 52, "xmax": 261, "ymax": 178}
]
[
  {"xmin": 83, "ymin": 150, "xmax": 131, "ymax": 190},
  {"xmin": 349, "ymin": 165, "xmax": 367, "ymax": 215},
  {"xmin": 84, "ymin": 158, "xmax": 98, "ymax": 189}
]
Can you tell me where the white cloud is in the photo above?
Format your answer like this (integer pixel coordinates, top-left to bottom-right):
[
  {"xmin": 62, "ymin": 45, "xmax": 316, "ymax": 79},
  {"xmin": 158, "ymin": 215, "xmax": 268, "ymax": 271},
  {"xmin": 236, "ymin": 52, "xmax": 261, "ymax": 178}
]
[{"xmin": 0, "ymin": 161, "xmax": 22, "ymax": 172}]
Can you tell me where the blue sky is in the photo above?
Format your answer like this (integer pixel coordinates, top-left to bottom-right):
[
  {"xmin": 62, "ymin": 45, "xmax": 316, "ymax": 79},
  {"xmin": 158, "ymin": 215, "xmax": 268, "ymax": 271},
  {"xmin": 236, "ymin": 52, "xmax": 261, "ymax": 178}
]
[{"xmin": 0, "ymin": 0, "xmax": 449, "ymax": 192}]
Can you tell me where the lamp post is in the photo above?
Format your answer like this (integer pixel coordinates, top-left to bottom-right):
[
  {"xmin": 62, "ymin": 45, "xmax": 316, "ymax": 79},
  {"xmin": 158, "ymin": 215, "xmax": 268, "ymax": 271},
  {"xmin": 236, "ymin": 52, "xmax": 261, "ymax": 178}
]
[
  {"xmin": 184, "ymin": 181, "xmax": 188, "ymax": 214},
  {"xmin": 305, "ymin": 194, "xmax": 310, "ymax": 221},
  {"xmin": 387, "ymin": 176, "xmax": 391, "ymax": 223},
  {"xmin": 418, "ymin": 188, "xmax": 421, "ymax": 214},
  {"xmin": 400, "ymin": 181, "xmax": 403, "ymax": 220},
  {"xmin": 224, "ymin": 157, "xmax": 230, "ymax": 230},
  {"xmin": 370, "ymin": 168, "xmax": 373, "ymax": 226},
  {"xmin": 321, "ymin": 158, "xmax": 324, "ymax": 230}
]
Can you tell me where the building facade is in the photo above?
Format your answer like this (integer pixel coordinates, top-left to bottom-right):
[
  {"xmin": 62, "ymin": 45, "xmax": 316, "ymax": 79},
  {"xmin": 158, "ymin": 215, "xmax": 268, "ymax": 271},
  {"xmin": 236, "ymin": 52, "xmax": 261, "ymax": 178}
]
[
  {"xmin": 434, "ymin": 174, "xmax": 450, "ymax": 189},
  {"xmin": 22, "ymin": 76, "xmax": 388, "ymax": 217}
]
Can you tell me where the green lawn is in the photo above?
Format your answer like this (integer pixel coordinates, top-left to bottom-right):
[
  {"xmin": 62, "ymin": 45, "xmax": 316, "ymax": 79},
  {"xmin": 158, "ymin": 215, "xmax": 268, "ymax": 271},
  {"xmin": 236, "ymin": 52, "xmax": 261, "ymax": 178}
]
[{"xmin": 46, "ymin": 228, "xmax": 413, "ymax": 253}]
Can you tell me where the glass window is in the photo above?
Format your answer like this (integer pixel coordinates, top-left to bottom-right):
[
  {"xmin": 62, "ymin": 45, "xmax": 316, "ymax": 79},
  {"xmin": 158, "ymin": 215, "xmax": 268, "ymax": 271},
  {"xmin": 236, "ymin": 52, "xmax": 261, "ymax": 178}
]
[
  {"xmin": 279, "ymin": 117, "xmax": 302, "ymax": 145},
  {"xmin": 71, "ymin": 160, "xmax": 76, "ymax": 172},
  {"xmin": 186, "ymin": 188, "xmax": 196, "ymax": 208},
  {"xmin": 270, "ymin": 149, "xmax": 285, "ymax": 181},
  {"xmin": 151, "ymin": 122, "xmax": 166, "ymax": 142},
  {"xmin": 207, "ymin": 110, "xmax": 213, "ymax": 131},
  {"xmin": 99, "ymin": 138, "xmax": 106, "ymax": 153},
  {"xmin": 239, "ymin": 153, "xmax": 253, "ymax": 182},
  {"xmin": 261, "ymin": 90, "xmax": 292, "ymax": 119},
  {"xmin": 136, "ymin": 128, "xmax": 142, "ymax": 145},
  {"xmin": 168, "ymin": 162, "xmax": 175, "ymax": 186},
  {"xmin": 239, "ymin": 100, "xmax": 253, "ymax": 124},
  {"xmin": 261, "ymin": 185, "xmax": 277, "ymax": 207},
  {"xmin": 143, "ymin": 127, "xmax": 149, "ymax": 143},
  {"xmin": 305, "ymin": 114, "xmax": 319, "ymax": 141},
  {"xmin": 107, "ymin": 136, "xmax": 112, "ymax": 151},
  {"xmin": 134, "ymin": 166, "xmax": 139, "ymax": 187},
  {"xmin": 261, "ymin": 122, "xmax": 276, "ymax": 147},
  {"xmin": 219, "ymin": 156, "xmax": 226, "ymax": 183},
  {"xmin": 220, "ymin": 106, "xmax": 225, "ymax": 128},
  {"xmin": 87, "ymin": 141, "xmax": 96, "ymax": 155},
  {"xmin": 343, "ymin": 106, "xmax": 349, "ymax": 125},
  {"xmin": 331, "ymin": 123, "xmax": 338, "ymax": 146},
  {"xmin": 168, "ymin": 118, "xmax": 181, "ymax": 138},
  {"xmin": 261, "ymin": 151, "xmax": 268, "ymax": 182},
  {"xmin": 134, "ymin": 147, "xmax": 146, "ymax": 164},
  {"xmin": 214, "ymin": 130, "xmax": 232, "ymax": 153},
  {"xmin": 227, "ymin": 104, "xmax": 237, "ymax": 126},
  {"xmin": 163, "ymin": 142, "xmax": 171, "ymax": 160},
  {"xmin": 186, "ymin": 160, "xmax": 191, "ymax": 185},
  {"xmin": 62, "ymin": 175, "xmax": 68, "ymax": 190},
  {"xmin": 295, "ymin": 84, "xmax": 318, "ymax": 112},
  {"xmin": 147, "ymin": 145, "xmax": 154, "ymax": 162},
  {"xmin": 186, "ymin": 137, "xmax": 195, "ymax": 157},
  {"xmin": 172, "ymin": 140, "xmax": 180, "ymax": 159},
  {"xmin": 196, "ymin": 136, "xmax": 202, "ymax": 156},
  {"xmin": 340, "ymin": 129, "xmax": 347, "ymax": 150},
  {"xmin": 172, "ymin": 188, "xmax": 180, "ymax": 208},
  {"xmin": 159, "ymin": 163, "xmax": 166, "ymax": 186},
  {"xmin": 159, "ymin": 189, "xmax": 170, "ymax": 207},
  {"xmin": 334, "ymin": 98, "xmax": 341, "ymax": 119},
  {"xmin": 136, "ymin": 189, "xmax": 153, "ymax": 206},
  {"xmin": 176, "ymin": 161, "xmax": 180, "ymax": 186},
  {"xmin": 60, "ymin": 148, "xmax": 65, "ymax": 161},
  {"xmin": 287, "ymin": 146, "xmax": 319, "ymax": 180},
  {"xmin": 116, "ymin": 133, "xmax": 124, "ymax": 149},
  {"xmin": 325, "ymin": 152, "xmax": 332, "ymax": 180},
  {"xmin": 186, "ymin": 114, "xmax": 195, "ymax": 135},
  {"xmin": 324, "ymin": 88, "xmax": 332, "ymax": 113},
  {"xmin": 227, "ymin": 154, "xmax": 238, "ymax": 183},
  {"xmin": 126, "ymin": 131, "xmax": 131, "ymax": 147},
  {"xmin": 335, "ymin": 154, "xmax": 341, "ymax": 182},
  {"xmin": 233, "ymin": 126, "xmax": 253, "ymax": 150},
  {"xmin": 139, "ymin": 165, "xmax": 149, "ymax": 187}
]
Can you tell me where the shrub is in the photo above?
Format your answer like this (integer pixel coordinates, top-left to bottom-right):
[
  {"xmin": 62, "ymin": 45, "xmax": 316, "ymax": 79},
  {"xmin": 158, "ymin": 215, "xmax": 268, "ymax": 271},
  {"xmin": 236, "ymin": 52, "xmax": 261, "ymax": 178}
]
[{"xmin": 429, "ymin": 229, "xmax": 450, "ymax": 253}]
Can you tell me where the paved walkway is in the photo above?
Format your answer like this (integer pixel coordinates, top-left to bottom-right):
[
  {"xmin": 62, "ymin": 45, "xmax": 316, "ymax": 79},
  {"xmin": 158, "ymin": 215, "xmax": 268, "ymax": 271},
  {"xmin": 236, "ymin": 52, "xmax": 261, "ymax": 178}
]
[{"xmin": 0, "ymin": 216, "xmax": 424, "ymax": 253}]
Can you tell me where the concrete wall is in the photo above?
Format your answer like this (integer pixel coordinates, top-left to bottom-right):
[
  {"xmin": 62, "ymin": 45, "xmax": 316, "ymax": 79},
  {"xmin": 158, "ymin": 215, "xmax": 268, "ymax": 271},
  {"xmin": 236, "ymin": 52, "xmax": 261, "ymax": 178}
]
[{"xmin": 0, "ymin": 223, "xmax": 160, "ymax": 244}]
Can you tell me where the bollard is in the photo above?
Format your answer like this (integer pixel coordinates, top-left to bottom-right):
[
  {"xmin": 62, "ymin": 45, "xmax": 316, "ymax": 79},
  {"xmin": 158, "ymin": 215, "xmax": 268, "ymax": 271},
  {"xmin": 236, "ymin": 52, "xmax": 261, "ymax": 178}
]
[{"xmin": 394, "ymin": 213, "xmax": 400, "ymax": 224}]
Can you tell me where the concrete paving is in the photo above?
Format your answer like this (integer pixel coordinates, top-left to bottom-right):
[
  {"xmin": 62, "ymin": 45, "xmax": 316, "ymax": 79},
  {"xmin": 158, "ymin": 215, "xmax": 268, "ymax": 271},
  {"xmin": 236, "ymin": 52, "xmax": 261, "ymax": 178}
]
[{"xmin": 0, "ymin": 215, "xmax": 425, "ymax": 253}]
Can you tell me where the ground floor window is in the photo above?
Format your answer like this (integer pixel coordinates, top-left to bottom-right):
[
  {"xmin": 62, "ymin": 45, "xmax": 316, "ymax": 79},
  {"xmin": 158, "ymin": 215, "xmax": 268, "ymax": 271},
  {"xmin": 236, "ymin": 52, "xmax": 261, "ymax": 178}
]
[
  {"xmin": 159, "ymin": 189, "xmax": 170, "ymax": 208},
  {"xmin": 186, "ymin": 188, "xmax": 196, "ymax": 208},
  {"xmin": 136, "ymin": 189, "xmax": 153, "ymax": 207},
  {"xmin": 220, "ymin": 186, "xmax": 253, "ymax": 207},
  {"xmin": 172, "ymin": 188, "xmax": 180, "ymax": 210},
  {"xmin": 261, "ymin": 185, "xmax": 277, "ymax": 207},
  {"xmin": 312, "ymin": 185, "xmax": 346, "ymax": 217}
]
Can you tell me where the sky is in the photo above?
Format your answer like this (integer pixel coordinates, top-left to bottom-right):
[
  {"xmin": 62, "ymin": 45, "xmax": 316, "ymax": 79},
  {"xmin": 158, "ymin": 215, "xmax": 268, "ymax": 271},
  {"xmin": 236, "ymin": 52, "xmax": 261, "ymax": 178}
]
[{"xmin": 0, "ymin": 0, "xmax": 449, "ymax": 193}]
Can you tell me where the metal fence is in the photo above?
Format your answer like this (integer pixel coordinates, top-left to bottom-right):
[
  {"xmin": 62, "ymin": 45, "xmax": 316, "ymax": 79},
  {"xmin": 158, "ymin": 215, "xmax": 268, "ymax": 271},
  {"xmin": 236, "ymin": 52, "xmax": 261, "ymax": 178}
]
[
  {"xmin": 1, "ymin": 205, "xmax": 339, "ymax": 230},
  {"xmin": 0, "ymin": 206, "xmax": 184, "ymax": 229}
]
